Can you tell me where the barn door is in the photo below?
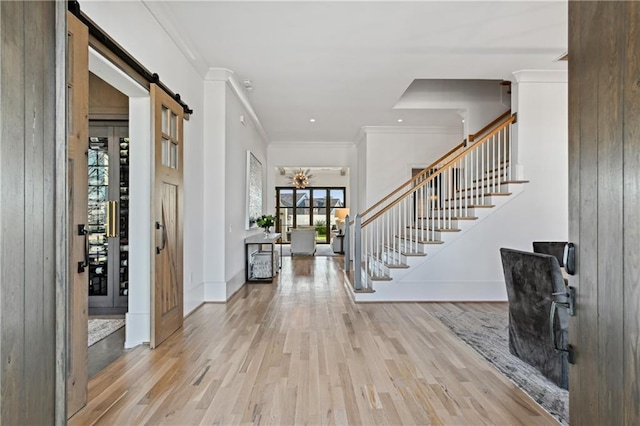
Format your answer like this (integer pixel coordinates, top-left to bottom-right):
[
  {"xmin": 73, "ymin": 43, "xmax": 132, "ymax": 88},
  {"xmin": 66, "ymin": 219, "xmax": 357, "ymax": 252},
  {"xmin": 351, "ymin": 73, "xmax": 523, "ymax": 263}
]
[
  {"xmin": 66, "ymin": 11, "xmax": 89, "ymax": 417},
  {"xmin": 150, "ymin": 84, "xmax": 184, "ymax": 348}
]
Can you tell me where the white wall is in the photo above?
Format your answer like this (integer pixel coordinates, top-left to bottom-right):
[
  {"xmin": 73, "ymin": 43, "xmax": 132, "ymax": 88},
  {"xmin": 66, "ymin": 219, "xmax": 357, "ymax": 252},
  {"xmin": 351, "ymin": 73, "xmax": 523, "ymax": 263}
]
[
  {"xmin": 267, "ymin": 142, "xmax": 356, "ymax": 213},
  {"xmin": 394, "ymin": 70, "xmax": 568, "ymax": 299},
  {"xmin": 224, "ymin": 84, "xmax": 268, "ymax": 299},
  {"xmin": 82, "ymin": 1, "xmax": 206, "ymax": 346},
  {"xmin": 395, "ymin": 79, "xmax": 509, "ymax": 138},
  {"xmin": 360, "ymin": 128, "xmax": 463, "ymax": 208},
  {"xmin": 274, "ymin": 169, "xmax": 349, "ymax": 188}
]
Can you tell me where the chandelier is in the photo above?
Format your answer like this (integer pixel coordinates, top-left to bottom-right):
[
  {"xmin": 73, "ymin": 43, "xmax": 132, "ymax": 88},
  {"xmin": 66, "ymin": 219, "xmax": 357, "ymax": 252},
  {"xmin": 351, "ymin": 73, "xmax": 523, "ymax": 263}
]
[{"xmin": 290, "ymin": 168, "xmax": 313, "ymax": 189}]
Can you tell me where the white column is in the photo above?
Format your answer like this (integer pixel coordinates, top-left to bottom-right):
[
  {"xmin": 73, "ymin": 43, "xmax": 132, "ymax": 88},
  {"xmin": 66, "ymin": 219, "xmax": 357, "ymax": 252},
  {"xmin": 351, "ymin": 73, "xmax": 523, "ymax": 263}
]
[
  {"xmin": 512, "ymin": 69, "xmax": 568, "ymax": 235},
  {"xmin": 202, "ymin": 71, "xmax": 229, "ymax": 301}
]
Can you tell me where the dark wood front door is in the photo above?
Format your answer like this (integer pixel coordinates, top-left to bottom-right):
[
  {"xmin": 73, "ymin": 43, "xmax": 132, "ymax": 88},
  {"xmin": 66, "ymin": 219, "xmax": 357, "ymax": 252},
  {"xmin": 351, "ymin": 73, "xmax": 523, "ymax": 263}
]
[{"xmin": 569, "ymin": 2, "xmax": 640, "ymax": 423}]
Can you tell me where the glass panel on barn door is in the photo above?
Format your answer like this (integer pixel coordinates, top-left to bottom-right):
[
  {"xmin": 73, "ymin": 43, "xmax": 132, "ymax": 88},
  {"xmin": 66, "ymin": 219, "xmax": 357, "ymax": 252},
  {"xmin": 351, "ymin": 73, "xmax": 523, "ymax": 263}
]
[
  {"xmin": 162, "ymin": 138, "xmax": 170, "ymax": 167},
  {"xmin": 162, "ymin": 105, "xmax": 169, "ymax": 134},
  {"xmin": 170, "ymin": 112, "xmax": 177, "ymax": 139},
  {"xmin": 170, "ymin": 142, "xmax": 178, "ymax": 169}
]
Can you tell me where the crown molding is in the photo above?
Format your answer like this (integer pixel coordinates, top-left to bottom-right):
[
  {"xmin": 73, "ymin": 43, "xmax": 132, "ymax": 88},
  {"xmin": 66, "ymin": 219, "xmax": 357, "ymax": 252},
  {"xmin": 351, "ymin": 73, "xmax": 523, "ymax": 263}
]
[
  {"xmin": 268, "ymin": 141, "xmax": 355, "ymax": 149},
  {"xmin": 142, "ymin": 0, "xmax": 209, "ymax": 78},
  {"xmin": 354, "ymin": 125, "xmax": 461, "ymax": 146},
  {"xmin": 205, "ymin": 68, "xmax": 269, "ymax": 143},
  {"xmin": 512, "ymin": 70, "xmax": 568, "ymax": 83}
]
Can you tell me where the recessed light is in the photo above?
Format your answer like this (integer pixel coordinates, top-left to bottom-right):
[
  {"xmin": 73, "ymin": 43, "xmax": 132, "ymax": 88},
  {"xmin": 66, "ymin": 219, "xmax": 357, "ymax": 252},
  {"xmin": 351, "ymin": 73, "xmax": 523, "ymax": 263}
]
[
  {"xmin": 397, "ymin": 119, "xmax": 403, "ymax": 123},
  {"xmin": 309, "ymin": 118, "xmax": 316, "ymax": 123}
]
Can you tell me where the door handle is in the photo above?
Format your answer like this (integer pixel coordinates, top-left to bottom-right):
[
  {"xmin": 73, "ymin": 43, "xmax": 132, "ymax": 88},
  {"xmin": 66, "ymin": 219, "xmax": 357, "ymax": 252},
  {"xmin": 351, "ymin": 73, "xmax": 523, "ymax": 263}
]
[
  {"xmin": 105, "ymin": 201, "xmax": 118, "ymax": 238},
  {"xmin": 550, "ymin": 300, "xmax": 575, "ymax": 364},
  {"xmin": 155, "ymin": 221, "xmax": 166, "ymax": 255},
  {"xmin": 77, "ymin": 224, "xmax": 89, "ymax": 273},
  {"xmin": 563, "ymin": 242, "xmax": 575, "ymax": 275}
]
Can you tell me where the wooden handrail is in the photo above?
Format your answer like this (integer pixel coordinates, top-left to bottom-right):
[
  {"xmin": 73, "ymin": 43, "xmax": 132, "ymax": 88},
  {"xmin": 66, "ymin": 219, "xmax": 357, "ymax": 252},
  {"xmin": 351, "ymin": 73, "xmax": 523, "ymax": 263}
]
[
  {"xmin": 468, "ymin": 110, "xmax": 512, "ymax": 142},
  {"xmin": 359, "ymin": 140, "xmax": 466, "ymax": 218},
  {"xmin": 362, "ymin": 114, "xmax": 516, "ymax": 227},
  {"xmin": 358, "ymin": 110, "xmax": 514, "ymax": 222}
]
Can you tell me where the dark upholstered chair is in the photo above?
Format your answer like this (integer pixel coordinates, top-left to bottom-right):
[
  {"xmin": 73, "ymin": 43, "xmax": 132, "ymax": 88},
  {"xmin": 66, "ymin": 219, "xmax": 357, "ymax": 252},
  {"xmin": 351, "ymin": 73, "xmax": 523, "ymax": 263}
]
[
  {"xmin": 532, "ymin": 241, "xmax": 568, "ymax": 267},
  {"xmin": 500, "ymin": 248, "xmax": 570, "ymax": 389}
]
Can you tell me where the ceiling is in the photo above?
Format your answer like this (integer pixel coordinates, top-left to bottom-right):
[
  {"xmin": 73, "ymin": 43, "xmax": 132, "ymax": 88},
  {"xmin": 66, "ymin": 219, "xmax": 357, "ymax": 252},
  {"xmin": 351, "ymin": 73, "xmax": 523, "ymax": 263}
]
[{"xmin": 143, "ymin": 1, "xmax": 568, "ymax": 143}]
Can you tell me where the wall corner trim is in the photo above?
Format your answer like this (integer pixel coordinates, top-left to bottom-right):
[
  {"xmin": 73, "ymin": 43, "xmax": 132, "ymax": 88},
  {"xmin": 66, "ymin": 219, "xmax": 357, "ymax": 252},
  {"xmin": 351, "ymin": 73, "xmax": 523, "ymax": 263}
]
[
  {"xmin": 205, "ymin": 67, "xmax": 270, "ymax": 143},
  {"xmin": 512, "ymin": 69, "xmax": 568, "ymax": 84}
]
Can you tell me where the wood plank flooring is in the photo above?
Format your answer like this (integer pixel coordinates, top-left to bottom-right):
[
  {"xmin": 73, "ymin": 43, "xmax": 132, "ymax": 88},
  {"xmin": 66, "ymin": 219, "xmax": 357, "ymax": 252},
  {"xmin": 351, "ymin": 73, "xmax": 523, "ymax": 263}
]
[{"xmin": 70, "ymin": 256, "xmax": 558, "ymax": 425}]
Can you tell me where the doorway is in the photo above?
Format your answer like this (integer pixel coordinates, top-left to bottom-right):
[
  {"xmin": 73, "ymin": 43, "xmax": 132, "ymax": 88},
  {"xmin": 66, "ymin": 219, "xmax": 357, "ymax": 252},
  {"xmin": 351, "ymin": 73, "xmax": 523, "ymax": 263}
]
[
  {"xmin": 86, "ymin": 72, "xmax": 131, "ymax": 378},
  {"xmin": 87, "ymin": 122, "xmax": 129, "ymax": 315}
]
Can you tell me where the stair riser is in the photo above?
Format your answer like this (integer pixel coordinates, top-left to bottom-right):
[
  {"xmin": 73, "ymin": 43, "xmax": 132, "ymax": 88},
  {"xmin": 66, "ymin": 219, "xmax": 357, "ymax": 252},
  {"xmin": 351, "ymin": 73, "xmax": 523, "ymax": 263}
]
[
  {"xmin": 381, "ymin": 244, "xmax": 425, "ymax": 257},
  {"xmin": 415, "ymin": 219, "xmax": 460, "ymax": 229},
  {"xmin": 422, "ymin": 207, "xmax": 480, "ymax": 218},
  {"xmin": 456, "ymin": 183, "xmax": 512, "ymax": 196},
  {"xmin": 366, "ymin": 256, "xmax": 393, "ymax": 279},
  {"xmin": 381, "ymin": 251, "xmax": 422, "ymax": 267},
  {"xmin": 442, "ymin": 196, "xmax": 499, "ymax": 208}
]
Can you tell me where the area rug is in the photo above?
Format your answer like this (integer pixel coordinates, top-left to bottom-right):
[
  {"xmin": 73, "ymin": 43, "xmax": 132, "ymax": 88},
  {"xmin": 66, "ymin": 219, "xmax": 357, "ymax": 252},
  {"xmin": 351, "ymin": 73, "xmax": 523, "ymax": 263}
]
[
  {"xmin": 88, "ymin": 319, "xmax": 125, "ymax": 347},
  {"xmin": 432, "ymin": 311, "xmax": 568, "ymax": 425}
]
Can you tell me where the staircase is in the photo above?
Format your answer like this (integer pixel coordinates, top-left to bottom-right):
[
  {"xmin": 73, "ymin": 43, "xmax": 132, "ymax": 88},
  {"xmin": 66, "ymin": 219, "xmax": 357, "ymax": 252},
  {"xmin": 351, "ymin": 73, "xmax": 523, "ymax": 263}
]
[{"xmin": 344, "ymin": 112, "xmax": 527, "ymax": 298}]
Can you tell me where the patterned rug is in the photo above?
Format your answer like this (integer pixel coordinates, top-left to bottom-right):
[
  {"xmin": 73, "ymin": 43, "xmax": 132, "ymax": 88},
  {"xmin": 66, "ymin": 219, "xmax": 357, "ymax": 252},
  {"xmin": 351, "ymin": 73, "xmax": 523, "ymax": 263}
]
[
  {"xmin": 88, "ymin": 319, "xmax": 125, "ymax": 347},
  {"xmin": 432, "ymin": 311, "xmax": 568, "ymax": 425}
]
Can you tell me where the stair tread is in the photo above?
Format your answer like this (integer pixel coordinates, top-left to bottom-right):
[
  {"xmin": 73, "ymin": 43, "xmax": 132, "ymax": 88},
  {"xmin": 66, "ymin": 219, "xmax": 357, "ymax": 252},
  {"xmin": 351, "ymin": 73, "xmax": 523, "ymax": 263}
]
[
  {"xmin": 432, "ymin": 204, "xmax": 495, "ymax": 210},
  {"xmin": 444, "ymin": 193, "xmax": 510, "ymax": 202},
  {"xmin": 457, "ymin": 181, "xmax": 528, "ymax": 193},
  {"xmin": 384, "ymin": 262, "xmax": 410, "ymax": 269},
  {"xmin": 395, "ymin": 236, "xmax": 445, "ymax": 244},
  {"xmin": 382, "ymin": 245, "xmax": 427, "ymax": 256},
  {"xmin": 407, "ymin": 226, "xmax": 461, "ymax": 232},
  {"xmin": 369, "ymin": 275, "xmax": 392, "ymax": 281},
  {"xmin": 418, "ymin": 216, "xmax": 478, "ymax": 220}
]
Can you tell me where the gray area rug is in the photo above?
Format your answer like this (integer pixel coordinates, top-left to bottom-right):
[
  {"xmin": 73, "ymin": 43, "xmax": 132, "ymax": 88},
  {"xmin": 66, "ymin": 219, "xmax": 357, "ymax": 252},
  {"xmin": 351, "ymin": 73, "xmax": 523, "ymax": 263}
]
[
  {"xmin": 432, "ymin": 311, "xmax": 568, "ymax": 425},
  {"xmin": 88, "ymin": 319, "xmax": 125, "ymax": 347}
]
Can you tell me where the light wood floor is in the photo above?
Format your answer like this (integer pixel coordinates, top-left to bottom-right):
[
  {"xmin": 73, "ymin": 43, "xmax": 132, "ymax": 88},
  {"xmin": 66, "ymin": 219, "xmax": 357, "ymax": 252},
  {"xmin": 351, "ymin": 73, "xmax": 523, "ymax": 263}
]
[{"xmin": 70, "ymin": 256, "xmax": 558, "ymax": 425}]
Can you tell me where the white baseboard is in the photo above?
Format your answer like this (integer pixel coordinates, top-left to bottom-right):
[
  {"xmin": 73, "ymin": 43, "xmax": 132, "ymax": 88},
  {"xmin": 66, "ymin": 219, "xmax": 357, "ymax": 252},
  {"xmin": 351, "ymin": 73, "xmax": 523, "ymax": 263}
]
[
  {"xmin": 353, "ymin": 280, "xmax": 507, "ymax": 303},
  {"xmin": 124, "ymin": 312, "xmax": 150, "ymax": 348},
  {"xmin": 184, "ymin": 282, "xmax": 205, "ymax": 316},
  {"xmin": 226, "ymin": 269, "xmax": 245, "ymax": 300}
]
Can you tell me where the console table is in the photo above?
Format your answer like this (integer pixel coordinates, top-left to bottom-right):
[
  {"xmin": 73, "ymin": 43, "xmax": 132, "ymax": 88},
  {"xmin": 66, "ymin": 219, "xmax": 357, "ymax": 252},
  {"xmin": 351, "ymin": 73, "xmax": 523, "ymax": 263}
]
[{"xmin": 245, "ymin": 233, "xmax": 282, "ymax": 283}]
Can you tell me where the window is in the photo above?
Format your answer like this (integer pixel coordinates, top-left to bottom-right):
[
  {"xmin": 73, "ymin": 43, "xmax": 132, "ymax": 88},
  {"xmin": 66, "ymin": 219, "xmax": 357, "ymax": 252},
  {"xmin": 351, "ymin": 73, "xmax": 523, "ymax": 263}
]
[{"xmin": 276, "ymin": 187, "xmax": 346, "ymax": 243}]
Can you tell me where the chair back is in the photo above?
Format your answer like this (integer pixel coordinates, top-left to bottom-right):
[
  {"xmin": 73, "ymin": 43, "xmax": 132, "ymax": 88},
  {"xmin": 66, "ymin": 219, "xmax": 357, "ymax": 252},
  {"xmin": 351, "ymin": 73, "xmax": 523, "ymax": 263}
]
[
  {"xmin": 290, "ymin": 229, "xmax": 317, "ymax": 256},
  {"xmin": 532, "ymin": 241, "xmax": 568, "ymax": 267},
  {"xmin": 500, "ymin": 247, "xmax": 569, "ymax": 389}
]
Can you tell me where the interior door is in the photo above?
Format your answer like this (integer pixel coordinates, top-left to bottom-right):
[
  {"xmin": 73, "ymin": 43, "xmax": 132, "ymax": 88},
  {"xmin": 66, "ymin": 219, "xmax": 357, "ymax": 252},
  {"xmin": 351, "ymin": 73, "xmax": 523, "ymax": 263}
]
[
  {"xmin": 66, "ymin": 11, "xmax": 89, "ymax": 417},
  {"xmin": 569, "ymin": 1, "xmax": 640, "ymax": 424},
  {"xmin": 150, "ymin": 84, "xmax": 184, "ymax": 348}
]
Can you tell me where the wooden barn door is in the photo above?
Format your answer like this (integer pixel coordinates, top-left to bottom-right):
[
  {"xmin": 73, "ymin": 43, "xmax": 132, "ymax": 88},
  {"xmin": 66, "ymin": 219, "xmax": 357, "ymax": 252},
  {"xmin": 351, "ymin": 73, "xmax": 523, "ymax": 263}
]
[
  {"xmin": 150, "ymin": 84, "xmax": 184, "ymax": 348},
  {"xmin": 569, "ymin": 1, "xmax": 640, "ymax": 423},
  {"xmin": 66, "ymin": 11, "xmax": 89, "ymax": 417}
]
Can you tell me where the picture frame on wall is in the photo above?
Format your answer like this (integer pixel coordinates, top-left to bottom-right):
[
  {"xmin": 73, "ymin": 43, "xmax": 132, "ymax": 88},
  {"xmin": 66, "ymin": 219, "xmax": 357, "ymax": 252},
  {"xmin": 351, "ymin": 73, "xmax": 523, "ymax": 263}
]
[{"xmin": 246, "ymin": 150, "xmax": 263, "ymax": 230}]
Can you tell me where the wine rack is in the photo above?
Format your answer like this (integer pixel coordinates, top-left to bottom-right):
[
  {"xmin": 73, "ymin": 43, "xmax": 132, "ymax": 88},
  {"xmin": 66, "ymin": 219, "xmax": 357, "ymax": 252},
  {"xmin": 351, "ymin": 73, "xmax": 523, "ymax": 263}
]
[{"xmin": 119, "ymin": 137, "xmax": 129, "ymax": 297}]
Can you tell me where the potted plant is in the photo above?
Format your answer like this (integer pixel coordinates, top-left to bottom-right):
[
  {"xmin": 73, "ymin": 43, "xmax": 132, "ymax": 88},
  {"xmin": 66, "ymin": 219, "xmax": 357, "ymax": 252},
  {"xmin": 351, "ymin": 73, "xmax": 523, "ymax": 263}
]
[{"xmin": 256, "ymin": 214, "xmax": 275, "ymax": 236}]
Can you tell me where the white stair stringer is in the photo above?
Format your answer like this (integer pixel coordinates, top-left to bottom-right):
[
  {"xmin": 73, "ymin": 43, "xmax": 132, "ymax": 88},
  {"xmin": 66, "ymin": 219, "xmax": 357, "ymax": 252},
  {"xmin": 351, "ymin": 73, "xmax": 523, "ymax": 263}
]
[{"xmin": 351, "ymin": 182, "xmax": 526, "ymax": 302}]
